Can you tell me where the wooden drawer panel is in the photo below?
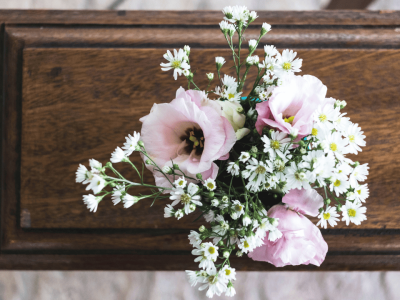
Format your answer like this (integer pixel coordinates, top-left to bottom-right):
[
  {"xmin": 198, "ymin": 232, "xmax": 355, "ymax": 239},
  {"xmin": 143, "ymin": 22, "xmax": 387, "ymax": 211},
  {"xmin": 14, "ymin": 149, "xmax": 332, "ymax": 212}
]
[{"xmin": 1, "ymin": 10, "xmax": 400, "ymax": 270}]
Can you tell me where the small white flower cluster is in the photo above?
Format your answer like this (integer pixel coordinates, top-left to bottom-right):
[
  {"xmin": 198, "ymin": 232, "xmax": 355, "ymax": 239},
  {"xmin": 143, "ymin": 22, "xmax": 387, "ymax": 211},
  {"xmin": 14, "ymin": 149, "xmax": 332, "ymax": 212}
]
[
  {"xmin": 76, "ymin": 132, "xmax": 148, "ymax": 211},
  {"xmin": 160, "ymin": 48, "xmax": 191, "ymax": 80},
  {"xmin": 226, "ymin": 101, "xmax": 368, "ymax": 229}
]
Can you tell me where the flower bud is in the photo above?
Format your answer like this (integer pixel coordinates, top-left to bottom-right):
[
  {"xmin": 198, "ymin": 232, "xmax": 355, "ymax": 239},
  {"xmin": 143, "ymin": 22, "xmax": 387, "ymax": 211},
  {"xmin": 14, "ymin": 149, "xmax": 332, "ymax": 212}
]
[
  {"xmin": 229, "ymin": 229, "xmax": 236, "ymax": 236},
  {"xmin": 208, "ymin": 191, "xmax": 215, "ymax": 198},
  {"xmin": 248, "ymin": 39, "xmax": 257, "ymax": 51},
  {"xmin": 145, "ymin": 159, "xmax": 152, "ymax": 165},
  {"xmin": 211, "ymin": 199, "xmax": 219, "ymax": 207},
  {"xmin": 173, "ymin": 164, "xmax": 179, "ymax": 169},
  {"xmin": 250, "ymin": 146, "xmax": 258, "ymax": 153},
  {"xmin": 300, "ymin": 148, "xmax": 306, "ymax": 154},
  {"xmin": 340, "ymin": 100, "xmax": 347, "ymax": 109},
  {"xmin": 236, "ymin": 250, "xmax": 243, "ymax": 257},
  {"xmin": 215, "ymin": 57, "xmax": 226, "ymax": 70},
  {"xmin": 162, "ymin": 166, "xmax": 172, "ymax": 174},
  {"xmin": 184, "ymin": 45, "xmax": 190, "ymax": 55},
  {"xmin": 223, "ymin": 251, "xmax": 230, "ymax": 258},
  {"xmin": 325, "ymin": 198, "xmax": 331, "ymax": 205},
  {"xmin": 218, "ymin": 240, "xmax": 224, "ymax": 247},
  {"xmin": 319, "ymin": 207, "xmax": 324, "ymax": 213},
  {"xmin": 236, "ymin": 107, "xmax": 243, "ymax": 113},
  {"xmin": 221, "ymin": 196, "xmax": 229, "ymax": 203},
  {"xmin": 248, "ymin": 11, "xmax": 258, "ymax": 23},
  {"xmin": 206, "ymin": 73, "xmax": 214, "ymax": 80},
  {"xmin": 260, "ymin": 22, "xmax": 271, "ymax": 36},
  {"xmin": 199, "ymin": 225, "xmax": 206, "ymax": 232},
  {"xmin": 336, "ymin": 204, "xmax": 342, "ymax": 212}
]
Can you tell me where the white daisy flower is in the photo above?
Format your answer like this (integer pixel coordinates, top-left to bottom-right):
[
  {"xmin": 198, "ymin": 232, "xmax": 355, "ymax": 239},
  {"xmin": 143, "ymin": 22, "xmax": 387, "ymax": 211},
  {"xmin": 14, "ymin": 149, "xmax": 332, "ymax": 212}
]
[
  {"xmin": 164, "ymin": 204, "xmax": 175, "ymax": 218},
  {"xmin": 238, "ymin": 236, "xmax": 256, "ymax": 253},
  {"xmin": 317, "ymin": 206, "xmax": 340, "ymax": 228},
  {"xmin": 354, "ymin": 183, "xmax": 369, "ymax": 202},
  {"xmin": 174, "ymin": 209, "xmax": 184, "ymax": 220},
  {"xmin": 261, "ymin": 131, "xmax": 291, "ymax": 160},
  {"xmin": 198, "ymin": 269, "xmax": 228, "ymax": 298},
  {"xmin": 335, "ymin": 162, "xmax": 353, "ymax": 176},
  {"xmin": 242, "ymin": 158, "xmax": 273, "ymax": 192},
  {"xmin": 248, "ymin": 10, "xmax": 258, "ymax": 22},
  {"xmin": 222, "ymin": 74, "xmax": 238, "ymax": 89},
  {"xmin": 246, "ymin": 55, "xmax": 259, "ymax": 66},
  {"xmin": 186, "ymin": 270, "xmax": 207, "ymax": 287},
  {"xmin": 122, "ymin": 131, "xmax": 141, "ymax": 156},
  {"xmin": 341, "ymin": 201, "xmax": 367, "ymax": 225},
  {"xmin": 194, "ymin": 242, "xmax": 219, "ymax": 263},
  {"xmin": 122, "ymin": 194, "xmax": 139, "ymax": 208},
  {"xmin": 83, "ymin": 194, "xmax": 100, "ymax": 212},
  {"xmin": 313, "ymin": 104, "xmax": 338, "ymax": 130},
  {"xmin": 204, "ymin": 178, "xmax": 217, "ymax": 191},
  {"xmin": 329, "ymin": 174, "xmax": 350, "ymax": 197},
  {"xmin": 110, "ymin": 147, "xmax": 127, "ymax": 163},
  {"xmin": 274, "ymin": 49, "xmax": 302, "ymax": 77},
  {"xmin": 188, "ymin": 230, "xmax": 202, "ymax": 248},
  {"xmin": 321, "ymin": 132, "xmax": 349, "ymax": 159},
  {"xmin": 111, "ymin": 183, "xmax": 125, "ymax": 205},
  {"xmin": 220, "ymin": 265, "xmax": 236, "ymax": 281},
  {"xmin": 225, "ymin": 283, "xmax": 236, "ymax": 297},
  {"xmin": 160, "ymin": 49, "xmax": 191, "ymax": 80},
  {"xmin": 344, "ymin": 123, "xmax": 366, "ymax": 154},
  {"xmin": 230, "ymin": 200, "xmax": 244, "ymax": 220},
  {"xmin": 264, "ymin": 44, "xmax": 278, "ymax": 57},
  {"xmin": 211, "ymin": 215, "xmax": 229, "ymax": 244},
  {"xmin": 285, "ymin": 162, "xmax": 311, "ymax": 190},
  {"xmin": 239, "ymin": 151, "xmax": 250, "ymax": 163},
  {"xmin": 85, "ymin": 174, "xmax": 105, "ymax": 194},
  {"xmin": 219, "ymin": 20, "xmax": 235, "ymax": 36},
  {"xmin": 89, "ymin": 159, "xmax": 102, "ymax": 175},
  {"xmin": 223, "ymin": 85, "xmax": 242, "ymax": 102},
  {"xmin": 76, "ymin": 164, "xmax": 90, "ymax": 184},
  {"xmin": 333, "ymin": 112, "xmax": 351, "ymax": 133},
  {"xmin": 204, "ymin": 210, "xmax": 215, "ymax": 222},
  {"xmin": 225, "ymin": 5, "xmax": 249, "ymax": 25},
  {"xmin": 174, "ymin": 176, "xmax": 187, "ymax": 189},
  {"xmin": 310, "ymin": 123, "xmax": 328, "ymax": 142},
  {"xmin": 169, "ymin": 183, "xmax": 202, "ymax": 214},
  {"xmin": 211, "ymin": 199, "xmax": 219, "ymax": 207},
  {"xmin": 349, "ymin": 163, "xmax": 369, "ymax": 188},
  {"xmin": 227, "ymin": 162, "xmax": 240, "ymax": 176}
]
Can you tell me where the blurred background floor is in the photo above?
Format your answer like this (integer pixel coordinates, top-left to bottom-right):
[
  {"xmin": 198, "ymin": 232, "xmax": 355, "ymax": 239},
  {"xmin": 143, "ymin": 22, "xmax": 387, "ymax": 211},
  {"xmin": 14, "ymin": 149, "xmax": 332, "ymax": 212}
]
[{"xmin": 0, "ymin": 0, "xmax": 399, "ymax": 299}]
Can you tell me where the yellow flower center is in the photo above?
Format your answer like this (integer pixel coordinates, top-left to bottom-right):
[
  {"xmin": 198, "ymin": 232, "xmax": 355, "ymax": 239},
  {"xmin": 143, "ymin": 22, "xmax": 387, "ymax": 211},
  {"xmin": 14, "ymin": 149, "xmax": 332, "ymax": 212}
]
[
  {"xmin": 330, "ymin": 143, "xmax": 337, "ymax": 152},
  {"xmin": 348, "ymin": 208, "xmax": 356, "ymax": 217},
  {"xmin": 283, "ymin": 62, "xmax": 291, "ymax": 70},
  {"xmin": 349, "ymin": 135, "xmax": 355, "ymax": 142},
  {"xmin": 357, "ymin": 189, "xmax": 362, "ymax": 195},
  {"xmin": 181, "ymin": 193, "xmax": 191, "ymax": 204},
  {"xmin": 265, "ymin": 183, "xmax": 271, "ymax": 189},
  {"xmin": 177, "ymin": 180, "xmax": 185, "ymax": 186},
  {"xmin": 323, "ymin": 212, "xmax": 331, "ymax": 220},
  {"xmin": 271, "ymin": 140, "xmax": 280, "ymax": 150},
  {"xmin": 244, "ymin": 241, "xmax": 250, "ymax": 248},
  {"xmin": 207, "ymin": 182, "xmax": 215, "ymax": 190},
  {"xmin": 319, "ymin": 114, "xmax": 327, "ymax": 122},
  {"xmin": 228, "ymin": 93, "xmax": 235, "ymax": 99},
  {"xmin": 235, "ymin": 204, "xmax": 243, "ymax": 212},
  {"xmin": 225, "ymin": 269, "xmax": 231, "ymax": 276},
  {"xmin": 333, "ymin": 179, "xmax": 341, "ymax": 187},
  {"xmin": 208, "ymin": 275, "xmax": 217, "ymax": 284},
  {"xmin": 284, "ymin": 116, "xmax": 295, "ymax": 124},
  {"xmin": 311, "ymin": 128, "xmax": 318, "ymax": 136},
  {"xmin": 255, "ymin": 165, "xmax": 267, "ymax": 175},
  {"xmin": 171, "ymin": 60, "xmax": 181, "ymax": 68},
  {"xmin": 208, "ymin": 247, "xmax": 215, "ymax": 254}
]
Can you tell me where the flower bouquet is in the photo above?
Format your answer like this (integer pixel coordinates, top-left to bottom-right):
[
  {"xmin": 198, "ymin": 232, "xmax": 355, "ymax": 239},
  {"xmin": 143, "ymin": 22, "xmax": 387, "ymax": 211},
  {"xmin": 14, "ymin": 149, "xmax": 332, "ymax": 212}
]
[{"xmin": 76, "ymin": 6, "xmax": 369, "ymax": 298}]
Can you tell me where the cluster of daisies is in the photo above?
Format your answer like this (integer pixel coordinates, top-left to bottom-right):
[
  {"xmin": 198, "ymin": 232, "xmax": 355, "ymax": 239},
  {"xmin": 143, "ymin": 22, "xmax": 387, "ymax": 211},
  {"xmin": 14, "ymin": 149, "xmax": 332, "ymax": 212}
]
[{"xmin": 76, "ymin": 6, "xmax": 369, "ymax": 298}]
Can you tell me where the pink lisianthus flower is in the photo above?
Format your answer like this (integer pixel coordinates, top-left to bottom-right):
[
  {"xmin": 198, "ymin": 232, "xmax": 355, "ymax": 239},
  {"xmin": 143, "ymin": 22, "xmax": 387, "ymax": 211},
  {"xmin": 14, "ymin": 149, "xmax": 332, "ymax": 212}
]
[
  {"xmin": 255, "ymin": 75, "xmax": 331, "ymax": 138},
  {"xmin": 282, "ymin": 188, "xmax": 324, "ymax": 217},
  {"xmin": 140, "ymin": 87, "xmax": 236, "ymax": 188},
  {"xmin": 248, "ymin": 204, "xmax": 328, "ymax": 267}
]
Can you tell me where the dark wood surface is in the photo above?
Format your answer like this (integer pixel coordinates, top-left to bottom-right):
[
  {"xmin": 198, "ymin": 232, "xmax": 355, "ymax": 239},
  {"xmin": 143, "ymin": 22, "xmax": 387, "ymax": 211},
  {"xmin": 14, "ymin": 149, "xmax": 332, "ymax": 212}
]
[{"xmin": 1, "ymin": 10, "xmax": 400, "ymax": 270}]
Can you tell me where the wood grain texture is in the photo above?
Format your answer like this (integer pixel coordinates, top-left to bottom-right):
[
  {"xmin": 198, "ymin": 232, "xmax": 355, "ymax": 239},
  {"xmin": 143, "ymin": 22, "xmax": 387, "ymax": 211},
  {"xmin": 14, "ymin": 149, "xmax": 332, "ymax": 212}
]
[
  {"xmin": 2, "ymin": 11, "xmax": 400, "ymax": 270},
  {"xmin": 2, "ymin": 253, "xmax": 400, "ymax": 271},
  {"xmin": 1, "ymin": 10, "xmax": 400, "ymax": 25},
  {"xmin": 20, "ymin": 48, "xmax": 400, "ymax": 230}
]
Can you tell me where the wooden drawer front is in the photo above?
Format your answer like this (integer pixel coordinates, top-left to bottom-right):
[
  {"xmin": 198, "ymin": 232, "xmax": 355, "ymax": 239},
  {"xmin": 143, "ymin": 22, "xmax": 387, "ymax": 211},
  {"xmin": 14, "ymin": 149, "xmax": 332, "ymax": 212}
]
[{"xmin": 1, "ymin": 11, "xmax": 400, "ymax": 270}]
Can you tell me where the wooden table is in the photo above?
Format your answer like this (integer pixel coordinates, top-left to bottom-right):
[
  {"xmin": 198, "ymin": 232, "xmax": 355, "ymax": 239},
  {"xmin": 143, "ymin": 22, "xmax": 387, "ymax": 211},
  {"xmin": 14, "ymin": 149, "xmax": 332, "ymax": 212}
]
[{"xmin": 1, "ymin": 10, "xmax": 400, "ymax": 270}]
